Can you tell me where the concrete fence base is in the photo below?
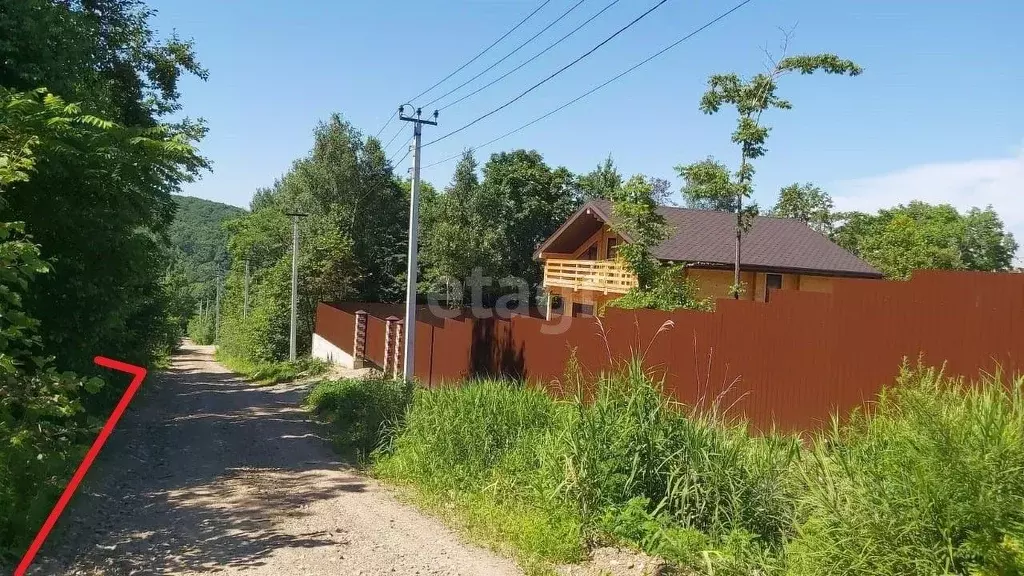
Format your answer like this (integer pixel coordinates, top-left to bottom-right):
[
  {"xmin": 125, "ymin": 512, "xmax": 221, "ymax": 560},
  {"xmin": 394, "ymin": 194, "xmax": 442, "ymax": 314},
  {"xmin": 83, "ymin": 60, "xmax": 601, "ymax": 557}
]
[{"xmin": 312, "ymin": 333, "xmax": 354, "ymax": 368}]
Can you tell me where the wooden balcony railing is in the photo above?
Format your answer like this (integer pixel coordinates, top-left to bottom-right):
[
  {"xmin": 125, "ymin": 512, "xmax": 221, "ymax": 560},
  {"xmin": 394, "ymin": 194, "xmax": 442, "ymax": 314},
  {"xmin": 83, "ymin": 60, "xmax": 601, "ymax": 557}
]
[{"xmin": 543, "ymin": 258, "xmax": 638, "ymax": 294}]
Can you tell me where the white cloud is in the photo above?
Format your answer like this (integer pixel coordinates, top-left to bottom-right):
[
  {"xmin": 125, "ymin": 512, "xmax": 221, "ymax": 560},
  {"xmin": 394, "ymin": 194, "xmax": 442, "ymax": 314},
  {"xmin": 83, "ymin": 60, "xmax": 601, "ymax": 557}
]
[{"xmin": 830, "ymin": 148, "xmax": 1024, "ymax": 264}]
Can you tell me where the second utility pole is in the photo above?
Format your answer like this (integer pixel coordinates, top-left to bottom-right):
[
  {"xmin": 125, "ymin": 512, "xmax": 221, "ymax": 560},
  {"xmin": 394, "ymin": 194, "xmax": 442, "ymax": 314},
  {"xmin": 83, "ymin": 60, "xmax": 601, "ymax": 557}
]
[
  {"xmin": 286, "ymin": 211, "xmax": 307, "ymax": 361},
  {"xmin": 214, "ymin": 272, "xmax": 221, "ymax": 343},
  {"xmin": 243, "ymin": 258, "xmax": 250, "ymax": 319},
  {"xmin": 399, "ymin": 105, "xmax": 437, "ymax": 381}
]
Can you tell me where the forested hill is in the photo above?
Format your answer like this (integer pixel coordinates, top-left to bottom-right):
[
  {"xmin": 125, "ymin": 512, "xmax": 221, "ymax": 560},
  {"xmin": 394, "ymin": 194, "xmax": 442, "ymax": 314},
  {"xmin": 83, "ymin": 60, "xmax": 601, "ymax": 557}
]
[{"xmin": 169, "ymin": 195, "xmax": 246, "ymax": 297}]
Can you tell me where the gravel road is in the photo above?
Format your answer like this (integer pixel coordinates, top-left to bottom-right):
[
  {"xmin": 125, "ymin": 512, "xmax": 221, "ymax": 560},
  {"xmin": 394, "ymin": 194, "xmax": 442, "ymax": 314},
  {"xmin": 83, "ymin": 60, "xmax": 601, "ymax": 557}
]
[{"xmin": 30, "ymin": 342, "xmax": 523, "ymax": 576}]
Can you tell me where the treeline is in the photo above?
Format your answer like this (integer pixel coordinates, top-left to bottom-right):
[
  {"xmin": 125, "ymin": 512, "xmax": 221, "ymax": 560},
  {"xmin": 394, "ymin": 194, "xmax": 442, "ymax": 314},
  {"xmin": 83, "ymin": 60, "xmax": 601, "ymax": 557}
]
[
  {"xmin": 219, "ymin": 117, "xmax": 1018, "ymax": 365},
  {"xmin": 1, "ymin": 0, "xmax": 205, "ymax": 558},
  {"xmin": 215, "ymin": 117, "xmax": 410, "ymax": 362},
  {"xmin": 765, "ymin": 182, "xmax": 1018, "ymax": 279}
]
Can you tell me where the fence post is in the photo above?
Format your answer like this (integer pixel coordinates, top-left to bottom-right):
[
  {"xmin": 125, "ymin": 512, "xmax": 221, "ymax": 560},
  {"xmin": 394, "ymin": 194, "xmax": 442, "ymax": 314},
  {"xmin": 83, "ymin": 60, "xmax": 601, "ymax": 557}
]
[
  {"xmin": 384, "ymin": 316, "xmax": 398, "ymax": 374},
  {"xmin": 393, "ymin": 319, "xmax": 404, "ymax": 380},
  {"xmin": 353, "ymin": 310, "xmax": 367, "ymax": 369}
]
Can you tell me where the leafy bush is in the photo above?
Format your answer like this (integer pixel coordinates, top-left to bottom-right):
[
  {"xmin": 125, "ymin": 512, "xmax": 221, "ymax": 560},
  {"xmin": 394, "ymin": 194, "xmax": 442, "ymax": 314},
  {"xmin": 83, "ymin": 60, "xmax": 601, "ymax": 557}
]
[
  {"xmin": 0, "ymin": 222, "xmax": 101, "ymax": 560},
  {"xmin": 787, "ymin": 366, "xmax": 1024, "ymax": 576},
  {"xmin": 307, "ymin": 377, "xmax": 413, "ymax": 459},
  {"xmin": 187, "ymin": 312, "xmax": 216, "ymax": 345},
  {"xmin": 607, "ymin": 265, "xmax": 714, "ymax": 312}
]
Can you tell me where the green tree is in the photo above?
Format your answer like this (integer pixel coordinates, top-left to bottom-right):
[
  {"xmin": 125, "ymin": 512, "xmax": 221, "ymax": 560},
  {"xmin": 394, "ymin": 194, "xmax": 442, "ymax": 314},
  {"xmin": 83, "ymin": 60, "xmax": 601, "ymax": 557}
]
[
  {"xmin": 421, "ymin": 151, "xmax": 499, "ymax": 305},
  {"xmin": 610, "ymin": 176, "xmax": 668, "ymax": 290},
  {"xmin": 218, "ymin": 116, "xmax": 409, "ymax": 362},
  {"xmin": 676, "ymin": 45, "xmax": 861, "ymax": 294},
  {"xmin": 477, "ymin": 149, "xmax": 580, "ymax": 302},
  {"xmin": 961, "ymin": 207, "xmax": 1019, "ymax": 272},
  {"xmin": 578, "ymin": 154, "xmax": 623, "ymax": 201},
  {"xmin": 1, "ymin": 0, "xmax": 208, "ymax": 373},
  {"xmin": 606, "ymin": 176, "xmax": 711, "ymax": 312},
  {"xmin": 770, "ymin": 182, "xmax": 835, "ymax": 234},
  {"xmin": 679, "ymin": 157, "xmax": 741, "ymax": 212},
  {"xmin": 0, "ymin": 87, "xmax": 108, "ymax": 561},
  {"xmin": 833, "ymin": 202, "xmax": 1018, "ymax": 279}
]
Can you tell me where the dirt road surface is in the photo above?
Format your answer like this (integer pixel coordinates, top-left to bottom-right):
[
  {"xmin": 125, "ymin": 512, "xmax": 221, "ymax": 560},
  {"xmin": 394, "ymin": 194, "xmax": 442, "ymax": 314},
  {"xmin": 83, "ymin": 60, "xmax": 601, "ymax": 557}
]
[{"xmin": 30, "ymin": 342, "xmax": 523, "ymax": 576}]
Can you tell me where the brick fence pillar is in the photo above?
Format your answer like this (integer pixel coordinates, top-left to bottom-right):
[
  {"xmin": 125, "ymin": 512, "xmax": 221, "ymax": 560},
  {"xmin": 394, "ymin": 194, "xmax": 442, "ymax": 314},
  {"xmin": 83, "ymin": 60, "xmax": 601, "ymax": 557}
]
[
  {"xmin": 353, "ymin": 310, "xmax": 367, "ymax": 369},
  {"xmin": 384, "ymin": 316, "xmax": 398, "ymax": 374},
  {"xmin": 393, "ymin": 319, "xmax": 404, "ymax": 380}
]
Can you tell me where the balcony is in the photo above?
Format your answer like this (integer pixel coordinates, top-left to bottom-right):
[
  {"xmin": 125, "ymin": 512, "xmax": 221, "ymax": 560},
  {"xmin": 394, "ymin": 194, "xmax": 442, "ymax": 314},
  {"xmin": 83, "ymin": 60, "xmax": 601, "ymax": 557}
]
[{"xmin": 542, "ymin": 258, "xmax": 638, "ymax": 294}]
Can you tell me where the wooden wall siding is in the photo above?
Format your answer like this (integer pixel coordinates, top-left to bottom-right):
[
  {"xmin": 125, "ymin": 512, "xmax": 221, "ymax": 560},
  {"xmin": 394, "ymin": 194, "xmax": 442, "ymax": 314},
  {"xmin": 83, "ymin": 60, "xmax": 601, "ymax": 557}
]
[
  {"xmin": 543, "ymin": 259, "xmax": 638, "ymax": 295},
  {"xmin": 315, "ymin": 271, "xmax": 1024, "ymax": 432}
]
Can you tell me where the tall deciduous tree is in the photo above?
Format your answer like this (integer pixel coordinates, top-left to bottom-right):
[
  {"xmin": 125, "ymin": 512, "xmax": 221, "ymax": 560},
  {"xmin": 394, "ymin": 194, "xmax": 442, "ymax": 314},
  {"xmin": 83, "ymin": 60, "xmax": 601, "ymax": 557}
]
[
  {"xmin": 770, "ymin": 182, "xmax": 835, "ymax": 234},
  {"xmin": 833, "ymin": 202, "xmax": 1018, "ymax": 279},
  {"xmin": 607, "ymin": 175, "xmax": 710, "ymax": 311},
  {"xmin": 421, "ymin": 151, "xmax": 499, "ymax": 305},
  {"xmin": 610, "ymin": 176, "xmax": 668, "ymax": 290},
  {"xmin": 579, "ymin": 154, "xmax": 623, "ymax": 201},
  {"xmin": 679, "ymin": 157, "xmax": 742, "ymax": 212},
  {"xmin": 676, "ymin": 44, "xmax": 861, "ymax": 295},
  {"xmin": 477, "ymin": 150, "xmax": 580, "ymax": 302},
  {"xmin": 218, "ymin": 116, "xmax": 412, "ymax": 362},
  {"xmin": 1, "ymin": 0, "xmax": 208, "ymax": 373}
]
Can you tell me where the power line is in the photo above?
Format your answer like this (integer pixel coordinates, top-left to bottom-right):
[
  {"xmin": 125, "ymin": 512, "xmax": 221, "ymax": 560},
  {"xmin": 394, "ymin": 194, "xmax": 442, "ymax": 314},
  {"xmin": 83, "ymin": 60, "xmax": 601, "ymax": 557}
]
[
  {"xmin": 382, "ymin": 123, "xmax": 406, "ymax": 157},
  {"xmin": 393, "ymin": 146, "xmax": 412, "ymax": 168},
  {"xmin": 423, "ymin": 0, "xmax": 672, "ymax": 148},
  {"xmin": 387, "ymin": 123, "xmax": 413, "ymax": 166},
  {"xmin": 408, "ymin": 0, "xmax": 553, "ymax": 104},
  {"xmin": 374, "ymin": 115, "xmax": 395, "ymax": 140},
  {"xmin": 423, "ymin": 0, "xmax": 590, "ymax": 110},
  {"xmin": 437, "ymin": 0, "xmax": 624, "ymax": 113},
  {"xmin": 422, "ymin": 0, "xmax": 755, "ymax": 169}
]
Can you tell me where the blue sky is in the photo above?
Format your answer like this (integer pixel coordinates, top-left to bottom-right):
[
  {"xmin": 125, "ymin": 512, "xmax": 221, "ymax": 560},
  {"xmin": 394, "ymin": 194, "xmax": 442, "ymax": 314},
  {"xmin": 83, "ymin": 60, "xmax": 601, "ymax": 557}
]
[{"xmin": 152, "ymin": 0, "xmax": 1023, "ymax": 254}]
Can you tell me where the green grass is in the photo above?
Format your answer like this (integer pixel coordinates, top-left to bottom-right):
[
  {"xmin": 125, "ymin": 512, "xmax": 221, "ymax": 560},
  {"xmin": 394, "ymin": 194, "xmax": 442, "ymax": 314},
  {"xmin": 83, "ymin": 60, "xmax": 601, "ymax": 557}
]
[
  {"xmin": 306, "ymin": 376, "xmax": 413, "ymax": 460},
  {"xmin": 372, "ymin": 380, "xmax": 586, "ymax": 567},
  {"xmin": 787, "ymin": 366, "xmax": 1024, "ymax": 576},
  {"xmin": 216, "ymin": 350, "xmax": 328, "ymax": 385},
  {"xmin": 306, "ymin": 361, "xmax": 1024, "ymax": 575}
]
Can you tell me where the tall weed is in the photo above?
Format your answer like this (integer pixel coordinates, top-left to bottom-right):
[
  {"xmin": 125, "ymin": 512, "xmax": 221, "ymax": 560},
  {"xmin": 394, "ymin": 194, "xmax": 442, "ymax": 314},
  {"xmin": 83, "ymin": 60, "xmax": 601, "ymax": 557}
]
[
  {"xmin": 306, "ymin": 376, "xmax": 412, "ymax": 460},
  {"xmin": 552, "ymin": 356, "xmax": 798, "ymax": 570},
  {"xmin": 311, "ymin": 356, "xmax": 1024, "ymax": 575},
  {"xmin": 788, "ymin": 366, "xmax": 1024, "ymax": 575},
  {"xmin": 372, "ymin": 380, "xmax": 585, "ymax": 563}
]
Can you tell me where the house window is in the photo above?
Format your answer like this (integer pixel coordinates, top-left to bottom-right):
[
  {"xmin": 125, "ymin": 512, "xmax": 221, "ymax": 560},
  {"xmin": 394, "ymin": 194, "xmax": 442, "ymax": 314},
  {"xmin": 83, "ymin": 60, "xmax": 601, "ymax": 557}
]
[
  {"xmin": 572, "ymin": 302, "xmax": 595, "ymax": 317},
  {"xmin": 606, "ymin": 237, "xmax": 618, "ymax": 259},
  {"xmin": 583, "ymin": 244, "xmax": 598, "ymax": 260},
  {"xmin": 765, "ymin": 273, "xmax": 783, "ymax": 302}
]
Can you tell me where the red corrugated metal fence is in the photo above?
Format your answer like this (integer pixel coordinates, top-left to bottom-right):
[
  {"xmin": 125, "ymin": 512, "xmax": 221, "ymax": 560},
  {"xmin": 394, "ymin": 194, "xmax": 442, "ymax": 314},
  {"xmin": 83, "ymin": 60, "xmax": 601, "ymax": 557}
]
[{"xmin": 315, "ymin": 271, "xmax": 1024, "ymax": 431}]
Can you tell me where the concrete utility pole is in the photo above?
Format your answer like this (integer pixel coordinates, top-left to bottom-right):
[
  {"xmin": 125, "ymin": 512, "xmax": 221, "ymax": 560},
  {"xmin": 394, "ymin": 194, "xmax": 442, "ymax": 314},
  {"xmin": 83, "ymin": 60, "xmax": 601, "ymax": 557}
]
[
  {"xmin": 285, "ymin": 212, "xmax": 308, "ymax": 361},
  {"xmin": 214, "ymin": 273, "xmax": 221, "ymax": 343},
  {"xmin": 243, "ymin": 259, "xmax": 250, "ymax": 319},
  {"xmin": 398, "ymin": 105, "xmax": 438, "ymax": 381}
]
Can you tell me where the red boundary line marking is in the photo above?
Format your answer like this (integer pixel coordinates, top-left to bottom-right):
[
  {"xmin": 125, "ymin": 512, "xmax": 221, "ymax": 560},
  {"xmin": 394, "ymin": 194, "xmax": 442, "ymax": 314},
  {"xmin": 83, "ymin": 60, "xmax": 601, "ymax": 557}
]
[{"xmin": 13, "ymin": 356, "xmax": 147, "ymax": 576}]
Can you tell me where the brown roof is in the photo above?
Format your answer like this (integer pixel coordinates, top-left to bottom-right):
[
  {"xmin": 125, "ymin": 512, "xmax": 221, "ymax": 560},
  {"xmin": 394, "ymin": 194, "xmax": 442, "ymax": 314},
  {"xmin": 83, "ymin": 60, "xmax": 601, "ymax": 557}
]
[{"xmin": 537, "ymin": 199, "xmax": 882, "ymax": 278}]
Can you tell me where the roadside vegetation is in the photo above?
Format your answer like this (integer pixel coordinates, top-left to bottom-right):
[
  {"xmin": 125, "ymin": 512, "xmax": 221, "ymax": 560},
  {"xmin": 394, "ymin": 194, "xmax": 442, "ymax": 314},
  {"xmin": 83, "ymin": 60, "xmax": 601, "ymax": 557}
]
[
  {"xmin": 307, "ymin": 360, "xmax": 1024, "ymax": 575},
  {"xmin": 1, "ymin": 0, "xmax": 206, "ymax": 560},
  {"xmin": 216, "ymin": 351, "xmax": 328, "ymax": 385}
]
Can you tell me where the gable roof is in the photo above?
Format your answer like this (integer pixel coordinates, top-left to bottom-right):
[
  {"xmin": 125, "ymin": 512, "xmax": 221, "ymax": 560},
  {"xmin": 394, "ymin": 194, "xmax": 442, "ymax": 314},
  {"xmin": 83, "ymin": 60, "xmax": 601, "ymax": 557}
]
[{"xmin": 536, "ymin": 199, "xmax": 882, "ymax": 278}]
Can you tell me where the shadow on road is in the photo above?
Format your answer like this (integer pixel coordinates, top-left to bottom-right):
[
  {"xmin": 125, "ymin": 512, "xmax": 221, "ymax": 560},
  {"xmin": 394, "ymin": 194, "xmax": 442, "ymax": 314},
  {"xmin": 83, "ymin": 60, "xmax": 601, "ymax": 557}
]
[{"xmin": 35, "ymin": 345, "xmax": 362, "ymax": 575}]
